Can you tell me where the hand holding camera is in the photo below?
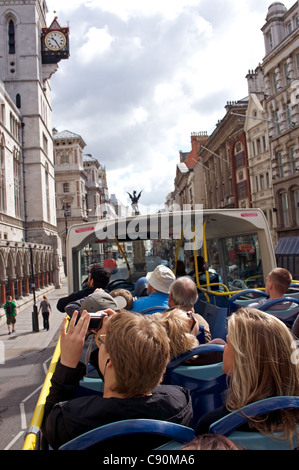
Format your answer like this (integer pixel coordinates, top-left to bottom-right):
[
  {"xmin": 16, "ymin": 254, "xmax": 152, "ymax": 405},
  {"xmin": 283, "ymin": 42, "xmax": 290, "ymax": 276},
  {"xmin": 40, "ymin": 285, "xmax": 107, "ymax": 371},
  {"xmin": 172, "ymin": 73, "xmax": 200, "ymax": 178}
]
[{"xmin": 60, "ymin": 309, "xmax": 116, "ymax": 369}]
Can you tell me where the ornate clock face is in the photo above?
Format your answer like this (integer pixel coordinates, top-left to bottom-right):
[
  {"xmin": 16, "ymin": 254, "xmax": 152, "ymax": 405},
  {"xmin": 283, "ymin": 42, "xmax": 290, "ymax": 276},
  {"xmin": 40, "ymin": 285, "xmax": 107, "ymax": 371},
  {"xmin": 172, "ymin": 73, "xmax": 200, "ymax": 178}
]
[{"xmin": 45, "ymin": 30, "xmax": 66, "ymax": 51}]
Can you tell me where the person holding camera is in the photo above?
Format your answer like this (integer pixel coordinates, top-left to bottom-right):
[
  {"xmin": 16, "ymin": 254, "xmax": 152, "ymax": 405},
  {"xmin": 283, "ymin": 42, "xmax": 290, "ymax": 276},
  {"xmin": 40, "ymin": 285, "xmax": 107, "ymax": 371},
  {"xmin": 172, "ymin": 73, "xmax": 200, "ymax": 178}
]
[{"xmin": 42, "ymin": 309, "xmax": 193, "ymax": 450}]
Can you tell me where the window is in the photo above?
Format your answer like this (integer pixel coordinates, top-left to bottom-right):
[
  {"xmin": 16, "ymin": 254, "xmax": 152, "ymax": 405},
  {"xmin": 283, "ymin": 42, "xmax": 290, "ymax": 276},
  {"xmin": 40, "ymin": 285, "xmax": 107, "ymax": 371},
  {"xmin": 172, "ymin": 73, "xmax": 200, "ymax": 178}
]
[
  {"xmin": 13, "ymin": 150, "xmax": 21, "ymax": 218},
  {"xmin": 63, "ymin": 182, "xmax": 69, "ymax": 193},
  {"xmin": 289, "ymin": 147, "xmax": 296, "ymax": 173},
  {"xmin": 268, "ymin": 32, "xmax": 273, "ymax": 50},
  {"xmin": 275, "ymin": 112, "xmax": 281, "ymax": 135},
  {"xmin": 266, "ymin": 172, "xmax": 270, "ymax": 188},
  {"xmin": 8, "ymin": 20, "xmax": 15, "ymax": 54},
  {"xmin": 262, "ymin": 136, "xmax": 267, "ymax": 152},
  {"xmin": 256, "ymin": 138, "xmax": 261, "ymax": 154},
  {"xmin": 45, "ymin": 163, "xmax": 50, "ymax": 222},
  {"xmin": 273, "ymin": 71, "xmax": 279, "ymax": 93},
  {"xmin": 281, "ymin": 193, "xmax": 289, "ymax": 226},
  {"xmin": 0, "ymin": 137, "xmax": 6, "ymax": 212},
  {"xmin": 256, "ymin": 176, "xmax": 259, "ymax": 192},
  {"xmin": 278, "ymin": 152, "xmax": 284, "ymax": 178},
  {"xmin": 294, "ymin": 190, "xmax": 299, "ymax": 225},
  {"xmin": 260, "ymin": 174, "xmax": 265, "ymax": 191},
  {"xmin": 252, "ymin": 141, "xmax": 256, "ymax": 156},
  {"xmin": 286, "ymin": 104, "xmax": 293, "ymax": 128},
  {"xmin": 61, "ymin": 154, "xmax": 68, "ymax": 164},
  {"xmin": 234, "ymin": 152, "xmax": 245, "ymax": 169},
  {"xmin": 16, "ymin": 94, "xmax": 21, "ymax": 109},
  {"xmin": 237, "ymin": 181, "xmax": 248, "ymax": 200}
]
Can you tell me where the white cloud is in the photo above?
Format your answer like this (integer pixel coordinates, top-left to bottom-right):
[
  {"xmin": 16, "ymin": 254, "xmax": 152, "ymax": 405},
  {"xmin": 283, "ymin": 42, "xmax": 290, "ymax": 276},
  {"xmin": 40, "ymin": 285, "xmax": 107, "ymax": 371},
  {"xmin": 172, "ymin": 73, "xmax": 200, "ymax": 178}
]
[
  {"xmin": 46, "ymin": 0, "xmax": 297, "ymax": 208},
  {"xmin": 77, "ymin": 26, "xmax": 114, "ymax": 63}
]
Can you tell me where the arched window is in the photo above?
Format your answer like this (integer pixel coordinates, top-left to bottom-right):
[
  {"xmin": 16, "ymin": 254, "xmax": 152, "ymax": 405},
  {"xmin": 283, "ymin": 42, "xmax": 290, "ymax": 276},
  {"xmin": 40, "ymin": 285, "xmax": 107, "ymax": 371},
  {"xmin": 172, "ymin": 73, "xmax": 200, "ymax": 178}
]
[
  {"xmin": 8, "ymin": 20, "xmax": 15, "ymax": 54},
  {"xmin": 13, "ymin": 149, "xmax": 21, "ymax": 218},
  {"xmin": 45, "ymin": 162, "xmax": 50, "ymax": 222},
  {"xmin": 0, "ymin": 136, "xmax": 6, "ymax": 212},
  {"xmin": 16, "ymin": 94, "xmax": 21, "ymax": 109}
]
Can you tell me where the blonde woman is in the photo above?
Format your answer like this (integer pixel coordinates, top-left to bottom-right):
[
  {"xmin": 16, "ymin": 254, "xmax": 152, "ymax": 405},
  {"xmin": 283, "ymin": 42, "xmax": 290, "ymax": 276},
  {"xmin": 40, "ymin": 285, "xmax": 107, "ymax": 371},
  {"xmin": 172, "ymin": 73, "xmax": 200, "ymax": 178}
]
[
  {"xmin": 153, "ymin": 307, "xmax": 199, "ymax": 359},
  {"xmin": 196, "ymin": 308, "xmax": 299, "ymax": 446},
  {"xmin": 154, "ymin": 307, "xmax": 223, "ymax": 365}
]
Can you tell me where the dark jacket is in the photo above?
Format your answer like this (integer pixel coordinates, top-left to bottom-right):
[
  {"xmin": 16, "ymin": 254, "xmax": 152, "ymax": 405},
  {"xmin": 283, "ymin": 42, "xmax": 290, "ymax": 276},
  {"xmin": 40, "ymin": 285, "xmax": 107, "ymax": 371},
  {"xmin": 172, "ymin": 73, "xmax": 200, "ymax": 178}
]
[
  {"xmin": 56, "ymin": 287, "xmax": 96, "ymax": 313},
  {"xmin": 42, "ymin": 361, "xmax": 193, "ymax": 450}
]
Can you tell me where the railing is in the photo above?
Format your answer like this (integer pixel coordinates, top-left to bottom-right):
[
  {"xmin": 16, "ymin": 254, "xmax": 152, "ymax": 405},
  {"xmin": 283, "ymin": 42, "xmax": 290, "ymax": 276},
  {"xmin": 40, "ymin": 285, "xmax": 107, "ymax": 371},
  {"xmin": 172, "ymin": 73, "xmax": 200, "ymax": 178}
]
[{"xmin": 22, "ymin": 335, "xmax": 62, "ymax": 450}]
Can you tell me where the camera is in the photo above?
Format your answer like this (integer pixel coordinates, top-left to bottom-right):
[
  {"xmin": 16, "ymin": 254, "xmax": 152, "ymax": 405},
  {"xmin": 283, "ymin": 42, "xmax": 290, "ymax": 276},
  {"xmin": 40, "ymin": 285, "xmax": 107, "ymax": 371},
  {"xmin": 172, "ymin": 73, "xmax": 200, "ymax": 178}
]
[
  {"xmin": 72, "ymin": 310, "xmax": 108, "ymax": 330},
  {"xmin": 87, "ymin": 311, "xmax": 108, "ymax": 330}
]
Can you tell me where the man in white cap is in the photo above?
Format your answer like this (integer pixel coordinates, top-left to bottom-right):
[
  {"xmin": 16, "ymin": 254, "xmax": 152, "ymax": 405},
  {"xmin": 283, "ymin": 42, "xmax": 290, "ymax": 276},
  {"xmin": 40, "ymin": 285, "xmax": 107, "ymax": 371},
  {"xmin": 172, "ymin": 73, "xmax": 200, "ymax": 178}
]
[{"xmin": 132, "ymin": 265, "xmax": 175, "ymax": 313}]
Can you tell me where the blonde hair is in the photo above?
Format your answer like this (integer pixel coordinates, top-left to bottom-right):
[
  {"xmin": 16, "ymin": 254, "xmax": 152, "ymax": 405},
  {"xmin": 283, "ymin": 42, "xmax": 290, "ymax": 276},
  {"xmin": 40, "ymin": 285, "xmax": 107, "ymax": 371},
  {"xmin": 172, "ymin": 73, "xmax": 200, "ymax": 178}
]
[
  {"xmin": 105, "ymin": 310, "xmax": 170, "ymax": 397},
  {"xmin": 226, "ymin": 307, "xmax": 299, "ymax": 445},
  {"xmin": 153, "ymin": 307, "xmax": 199, "ymax": 359}
]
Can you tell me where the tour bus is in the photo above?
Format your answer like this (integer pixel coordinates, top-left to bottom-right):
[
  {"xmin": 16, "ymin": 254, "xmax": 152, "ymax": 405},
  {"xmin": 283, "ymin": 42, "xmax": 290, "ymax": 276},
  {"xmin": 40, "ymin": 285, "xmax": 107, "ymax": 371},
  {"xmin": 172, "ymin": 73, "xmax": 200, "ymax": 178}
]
[
  {"xmin": 23, "ymin": 208, "xmax": 299, "ymax": 451},
  {"xmin": 66, "ymin": 207, "xmax": 276, "ymax": 298}
]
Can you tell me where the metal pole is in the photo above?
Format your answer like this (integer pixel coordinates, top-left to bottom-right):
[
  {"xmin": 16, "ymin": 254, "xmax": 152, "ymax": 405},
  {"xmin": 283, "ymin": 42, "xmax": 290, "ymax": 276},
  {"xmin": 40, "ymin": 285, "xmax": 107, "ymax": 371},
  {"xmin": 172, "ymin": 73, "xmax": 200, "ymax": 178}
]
[{"xmin": 30, "ymin": 246, "xmax": 39, "ymax": 332}]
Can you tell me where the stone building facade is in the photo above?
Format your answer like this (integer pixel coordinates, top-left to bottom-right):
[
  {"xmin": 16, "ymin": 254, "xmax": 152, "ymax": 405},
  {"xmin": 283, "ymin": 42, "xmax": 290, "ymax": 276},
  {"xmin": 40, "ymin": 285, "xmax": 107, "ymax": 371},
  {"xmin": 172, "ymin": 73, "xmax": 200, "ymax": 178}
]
[{"xmin": 0, "ymin": 0, "xmax": 68, "ymax": 309}]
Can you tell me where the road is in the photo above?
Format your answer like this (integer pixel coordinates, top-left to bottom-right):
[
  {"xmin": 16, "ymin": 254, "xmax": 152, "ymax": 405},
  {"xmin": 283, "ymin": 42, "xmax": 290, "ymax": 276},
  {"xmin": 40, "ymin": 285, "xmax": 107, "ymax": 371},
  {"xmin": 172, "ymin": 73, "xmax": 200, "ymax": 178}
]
[
  {"xmin": 0, "ymin": 280, "xmax": 68, "ymax": 451},
  {"xmin": 0, "ymin": 330, "xmax": 60, "ymax": 450}
]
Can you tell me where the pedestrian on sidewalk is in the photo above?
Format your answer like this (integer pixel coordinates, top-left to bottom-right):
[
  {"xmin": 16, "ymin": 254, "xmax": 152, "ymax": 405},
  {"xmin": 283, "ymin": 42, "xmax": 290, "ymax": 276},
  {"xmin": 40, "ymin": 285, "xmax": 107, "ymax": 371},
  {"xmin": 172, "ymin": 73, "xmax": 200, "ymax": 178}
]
[
  {"xmin": 4, "ymin": 295, "xmax": 17, "ymax": 335},
  {"xmin": 39, "ymin": 295, "xmax": 52, "ymax": 331}
]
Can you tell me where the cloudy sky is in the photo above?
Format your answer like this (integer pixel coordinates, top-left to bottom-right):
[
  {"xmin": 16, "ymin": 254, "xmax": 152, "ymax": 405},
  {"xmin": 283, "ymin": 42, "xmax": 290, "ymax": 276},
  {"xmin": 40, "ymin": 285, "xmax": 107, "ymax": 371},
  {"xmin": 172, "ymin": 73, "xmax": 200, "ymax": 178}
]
[{"xmin": 45, "ymin": 0, "xmax": 296, "ymax": 211}]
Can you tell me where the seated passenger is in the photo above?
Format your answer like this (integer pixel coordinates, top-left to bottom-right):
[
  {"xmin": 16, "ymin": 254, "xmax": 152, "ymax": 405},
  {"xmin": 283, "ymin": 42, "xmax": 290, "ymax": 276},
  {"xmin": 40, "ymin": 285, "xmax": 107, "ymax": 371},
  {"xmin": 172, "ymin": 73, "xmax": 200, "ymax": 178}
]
[
  {"xmin": 42, "ymin": 309, "xmax": 193, "ymax": 450},
  {"xmin": 132, "ymin": 265, "xmax": 175, "ymax": 313},
  {"xmin": 196, "ymin": 307, "xmax": 299, "ymax": 447},
  {"xmin": 249, "ymin": 268, "xmax": 298, "ymax": 311},
  {"xmin": 175, "ymin": 260, "xmax": 186, "ymax": 277},
  {"xmin": 292, "ymin": 314, "xmax": 299, "ymax": 338},
  {"xmin": 133, "ymin": 276, "xmax": 148, "ymax": 297},
  {"xmin": 188, "ymin": 255, "xmax": 219, "ymax": 290},
  {"xmin": 154, "ymin": 307, "xmax": 223, "ymax": 366},
  {"xmin": 168, "ymin": 276, "xmax": 211, "ymax": 341},
  {"xmin": 110, "ymin": 288, "xmax": 133, "ymax": 310},
  {"xmin": 181, "ymin": 434, "xmax": 242, "ymax": 450},
  {"xmin": 64, "ymin": 289, "xmax": 126, "ymax": 317}
]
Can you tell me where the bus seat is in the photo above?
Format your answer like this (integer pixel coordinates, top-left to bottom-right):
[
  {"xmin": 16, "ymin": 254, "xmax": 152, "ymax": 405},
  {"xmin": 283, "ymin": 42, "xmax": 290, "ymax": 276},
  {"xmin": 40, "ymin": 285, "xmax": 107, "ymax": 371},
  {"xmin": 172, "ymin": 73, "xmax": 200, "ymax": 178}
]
[
  {"xmin": 107, "ymin": 279, "xmax": 135, "ymax": 293},
  {"xmin": 139, "ymin": 306, "xmax": 166, "ymax": 314},
  {"xmin": 227, "ymin": 289, "xmax": 268, "ymax": 316},
  {"xmin": 199, "ymin": 300, "xmax": 228, "ymax": 340},
  {"xmin": 74, "ymin": 377, "xmax": 104, "ymax": 397},
  {"xmin": 163, "ymin": 344, "xmax": 226, "ymax": 428},
  {"xmin": 58, "ymin": 419, "xmax": 195, "ymax": 450},
  {"xmin": 209, "ymin": 396, "xmax": 299, "ymax": 450},
  {"xmin": 196, "ymin": 324, "xmax": 205, "ymax": 344},
  {"xmin": 258, "ymin": 297, "xmax": 299, "ymax": 323}
]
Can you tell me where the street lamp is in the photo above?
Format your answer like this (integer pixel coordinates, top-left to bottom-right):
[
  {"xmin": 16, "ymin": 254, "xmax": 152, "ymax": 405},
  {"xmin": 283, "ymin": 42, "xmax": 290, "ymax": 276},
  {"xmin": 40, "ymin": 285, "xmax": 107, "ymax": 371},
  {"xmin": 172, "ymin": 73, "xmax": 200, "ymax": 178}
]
[
  {"xmin": 62, "ymin": 203, "xmax": 71, "ymax": 235},
  {"xmin": 62, "ymin": 204, "xmax": 71, "ymax": 276},
  {"xmin": 29, "ymin": 245, "xmax": 39, "ymax": 332}
]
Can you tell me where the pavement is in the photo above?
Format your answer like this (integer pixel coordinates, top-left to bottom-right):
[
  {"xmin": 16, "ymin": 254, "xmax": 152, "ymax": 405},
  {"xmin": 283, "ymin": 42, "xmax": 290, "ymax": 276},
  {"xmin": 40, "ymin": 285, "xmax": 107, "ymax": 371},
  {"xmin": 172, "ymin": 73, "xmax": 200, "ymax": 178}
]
[{"xmin": 0, "ymin": 278, "xmax": 68, "ymax": 362}]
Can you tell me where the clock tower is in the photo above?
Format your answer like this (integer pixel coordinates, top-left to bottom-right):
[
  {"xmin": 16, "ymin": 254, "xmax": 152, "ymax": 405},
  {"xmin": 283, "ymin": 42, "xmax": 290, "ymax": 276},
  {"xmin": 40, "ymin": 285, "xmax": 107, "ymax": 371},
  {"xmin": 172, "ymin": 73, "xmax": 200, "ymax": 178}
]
[{"xmin": 0, "ymin": 0, "xmax": 69, "ymax": 247}]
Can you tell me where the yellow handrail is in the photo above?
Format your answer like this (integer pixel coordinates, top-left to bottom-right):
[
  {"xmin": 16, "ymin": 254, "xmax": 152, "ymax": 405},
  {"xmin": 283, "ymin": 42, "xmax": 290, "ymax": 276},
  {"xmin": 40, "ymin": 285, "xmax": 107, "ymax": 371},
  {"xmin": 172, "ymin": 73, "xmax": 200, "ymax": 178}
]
[
  {"xmin": 113, "ymin": 239, "xmax": 132, "ymax": 278},
  {"xmin": 22, "ymin": 335, "xmax": 62, "ymax": 450}
]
